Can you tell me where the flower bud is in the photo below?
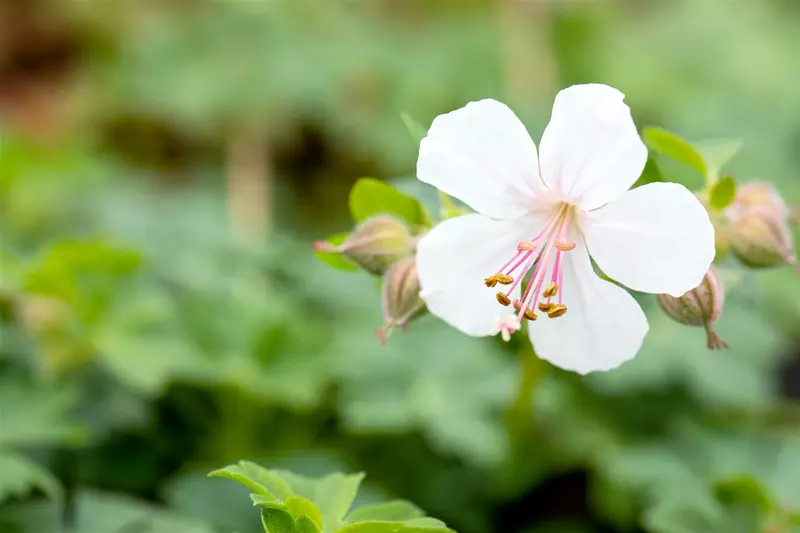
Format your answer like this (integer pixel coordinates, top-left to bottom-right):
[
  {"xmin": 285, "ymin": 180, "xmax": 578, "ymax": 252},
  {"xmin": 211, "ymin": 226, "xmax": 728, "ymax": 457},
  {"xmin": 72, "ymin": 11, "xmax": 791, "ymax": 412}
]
[
  {"xmin": 656, "ymin": 267, "xmax": 727, "ymax": 350},
  {"xmin": 730, "ymin": 211, "xmax": 799, "ymax": 274},
  {"xmin": 729, "ymin": 182, "xmax": 788, "ymax": 220},
  {"xmin": 375, "ymin": 257, "xmax": 425, "ymax": 344},
  {"xmin": 314, "ymin": 216, "xmax": 413, "ymax": 275}
]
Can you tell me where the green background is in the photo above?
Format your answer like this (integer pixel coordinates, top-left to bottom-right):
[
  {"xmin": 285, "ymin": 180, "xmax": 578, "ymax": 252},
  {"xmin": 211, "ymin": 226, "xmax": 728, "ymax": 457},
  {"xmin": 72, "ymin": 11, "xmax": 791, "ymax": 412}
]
[{"xmin": 1, "ymin": 1, "xmax": 799, "ymax": 532}]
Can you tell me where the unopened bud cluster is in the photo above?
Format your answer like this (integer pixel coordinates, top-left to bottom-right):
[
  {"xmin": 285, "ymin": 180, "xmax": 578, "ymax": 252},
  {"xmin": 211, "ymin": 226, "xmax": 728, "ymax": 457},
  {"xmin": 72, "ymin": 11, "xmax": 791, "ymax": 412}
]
[
  {"xmin": 656, "ymin": 267, "xmax": 727, "ymax": 350},
  {"xmin": 376, "ymin": 257, "xmax": 425, "ymax": 344},
  {"xmin": 314, "ymin": 216, "xmax": 414, "ymax": 275},
  {"xmin": 662, "ymin": 182, "xmax": 798, "ymax": 350},
  {"xmin": 315, "ymin": 215, "xmax": 425, "ymax": 343},
  {"xmin": 726, "ymin": 183, "xmax": 799, "ymax": 274}
]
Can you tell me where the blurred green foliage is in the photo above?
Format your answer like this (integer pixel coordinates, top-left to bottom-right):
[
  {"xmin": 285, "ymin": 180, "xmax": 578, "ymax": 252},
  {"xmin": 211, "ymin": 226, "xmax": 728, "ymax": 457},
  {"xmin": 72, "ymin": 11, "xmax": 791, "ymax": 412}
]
[{"xmin": 1, "ymin": 1, "xmax": 799, "ymax": 533}]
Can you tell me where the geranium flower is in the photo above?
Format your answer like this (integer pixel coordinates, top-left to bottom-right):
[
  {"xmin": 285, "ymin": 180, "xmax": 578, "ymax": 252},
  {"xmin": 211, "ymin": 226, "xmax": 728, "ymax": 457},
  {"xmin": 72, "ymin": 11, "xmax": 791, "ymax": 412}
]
[{"xmin": 415, "ymin": 84, "xmax": 715, "ymax": 374}]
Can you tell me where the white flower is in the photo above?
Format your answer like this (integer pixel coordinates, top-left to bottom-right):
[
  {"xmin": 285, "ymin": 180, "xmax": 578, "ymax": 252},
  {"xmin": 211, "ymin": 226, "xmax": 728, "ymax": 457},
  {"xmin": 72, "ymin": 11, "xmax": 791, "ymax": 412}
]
[{"xmin": 415, "ymin": 84, "xmax": 715, "ymax": 374}]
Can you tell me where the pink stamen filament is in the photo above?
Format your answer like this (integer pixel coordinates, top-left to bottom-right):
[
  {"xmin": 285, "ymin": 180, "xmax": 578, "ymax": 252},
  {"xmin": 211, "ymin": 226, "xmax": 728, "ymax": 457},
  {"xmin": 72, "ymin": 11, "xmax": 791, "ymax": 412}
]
[
  {"xmin": 551, "ymin": 216, "xmax": 571, "ymax": 305},
  {"xmin": 550, "ymin": 251, "xmax": 561, "ymax": 285},
  {"xmin": 505, "ymin": 250, "xmax": 535, "ymax": 277},
  {"xmin": 495, "ymin": 250, "xmax": 524, "ymax": 275},
  {"xmin": 519, "ymin": 270, "xmax": 546, "ymax": 321},
  {"xmin": 518, "ymin": 239, "xmax": 556, "ymax": 319},
  {"xmin": 487, "ymin": 203, "xmax": 576, "ymax": 324},
  {"xmin": 518, "ymin": 258, "xmax": 544, "ymax": 305},
  {"xmin": 504, "ymin": 251, "xmax": 538, "ymax": 295},
  {"xmin": 490, "ymin": 209, "xmax": 565, "ymax": 279},
  {"xmin": 494, "ymin": 208, "xmax": 562, "ymax": 283},
  {"xmin": 541, "ymin": 250, "xmax": 562, "ymax": 305}
]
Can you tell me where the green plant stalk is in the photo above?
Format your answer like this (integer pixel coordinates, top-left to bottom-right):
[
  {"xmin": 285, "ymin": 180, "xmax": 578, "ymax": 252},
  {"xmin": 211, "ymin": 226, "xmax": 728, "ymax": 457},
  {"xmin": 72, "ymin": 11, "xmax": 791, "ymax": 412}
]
[
  {"xmin": 213, "ymin": 387, "xmax": 262, "ymax": 461},
  {"xmin": 506, "ymin": 346, "xmax": 547, "ymax": 440}
]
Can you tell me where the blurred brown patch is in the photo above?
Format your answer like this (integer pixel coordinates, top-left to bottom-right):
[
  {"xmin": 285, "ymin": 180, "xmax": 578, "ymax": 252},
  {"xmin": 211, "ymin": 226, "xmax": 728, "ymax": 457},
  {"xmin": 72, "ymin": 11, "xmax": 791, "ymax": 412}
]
[{"xmin": 0, "ymin": 0, "xmax": 81, "ymax": 139}]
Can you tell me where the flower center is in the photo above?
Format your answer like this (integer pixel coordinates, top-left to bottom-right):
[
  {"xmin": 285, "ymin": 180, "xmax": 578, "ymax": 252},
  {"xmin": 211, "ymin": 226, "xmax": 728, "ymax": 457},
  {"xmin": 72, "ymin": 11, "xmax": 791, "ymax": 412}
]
[{"xmin": 484, "ymin": 203, "xmax": 577, "ymax": 335}]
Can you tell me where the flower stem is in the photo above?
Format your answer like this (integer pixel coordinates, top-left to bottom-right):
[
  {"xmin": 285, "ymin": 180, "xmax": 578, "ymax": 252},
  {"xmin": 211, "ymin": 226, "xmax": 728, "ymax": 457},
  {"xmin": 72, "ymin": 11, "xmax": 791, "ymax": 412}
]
[{"xmin": 506, "ymin": 346, "xmax": 547, "ymax": 439}]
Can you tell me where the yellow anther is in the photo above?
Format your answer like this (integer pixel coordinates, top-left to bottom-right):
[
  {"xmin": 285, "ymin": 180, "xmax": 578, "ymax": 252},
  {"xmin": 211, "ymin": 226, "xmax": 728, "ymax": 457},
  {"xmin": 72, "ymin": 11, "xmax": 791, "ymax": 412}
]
[
  {"xmin": 484, "ymin": 276, "xmax": 498, "ymax": 288},
  {"xmin": 556, "ymin": 242, "xmax": 576, "ymax": 251},
  {"xmin": 538, "ymin": 302, "xmax": 554, "ymax": 313},
  {"xmin": 547, "ymin": 304, "xmax": 568, "ymax": 318},
  {"xmin": 512, "ymin": 299, "xmax": 537, "ymax": 320},
  {"xmin": 517, "ymin": 241, "xmax": 537, "ymax": 251},
  {"xmin": 496, "ymin": 292, "xmax": 511, "ymax": 306},
  {"xmin": 542, "ymin": 282, "xmax": 558, "ymax": 298},
  {"xmin": 495, "ymin": 274, "xmax": 514, "ymax": 285},
  {"xmin": 522, "ymin": 308, "xmax": 538, "ymax": 321}
]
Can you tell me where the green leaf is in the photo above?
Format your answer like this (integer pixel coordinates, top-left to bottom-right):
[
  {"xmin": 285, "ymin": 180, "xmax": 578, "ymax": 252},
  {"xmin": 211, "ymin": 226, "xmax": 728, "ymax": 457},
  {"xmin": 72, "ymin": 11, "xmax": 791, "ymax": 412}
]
[
  {"xmin": 297, "ymin": 515, "xmax": 324, "ymax": 533},
  {"xmin": 209, "ymin": 461, "xmax": 293, "ymax": 502},
  {"xmin": 252, "ymin": 494, "xmax": 283, "ymax": 507},
  {"xmin": 0, "ymin": 453, "xmax": 62, "ymax": 502},
  {"xmin": 262, "ymin": 507, "xmax": 297, "ymax": 533},
  {"xmin": 708, "ymin": 176, "xmax": 737, "ymax": 210},
  {"xmin": 255, "ymin": 497, "xmax": 324, "ymax": 533},
  {"xmin": 230, "ymin": 467, "xmax": 364, "ymax": 532},
  {"xmin": 333, "ymin": 517, "xmax": 452, "ymax": 533},
  {"xmin": 273, "ymin": 471, "xmax": 364, "ymax": 532},
  {"xmin": 696, "ymin": 138, "xmax": 743, "ymax": 181},
  {"xmin": 349, "ymin": 178, "xmax": 429, "ymax": 227},
  {"xmin": 400, "ymin": 113, "xmax": 427, "ymax": 143},
  {"xmin": 345, "ymin": 501, "xmax": 423, "ymax": 524},
  {"xmin": 335, "ymin": 522, "xmax": 402, "ymax": 533},
  {"xmin": 643, "ymin": 127, "xmax": 707, "ymax": 178},
  {"xmin": 284, "ymin": 496, "xmax": 324, "ymax": 532},
  {"xmin": 402, "ymin": 517, "xmax": 450, "ymax": 529},
  {"xmin": 210, "ymin": 464, "xmax": 450, "ymax": 533},
  {"xmin": 313, "ymin": 233, "xmax": 360, "ymax": 272}
]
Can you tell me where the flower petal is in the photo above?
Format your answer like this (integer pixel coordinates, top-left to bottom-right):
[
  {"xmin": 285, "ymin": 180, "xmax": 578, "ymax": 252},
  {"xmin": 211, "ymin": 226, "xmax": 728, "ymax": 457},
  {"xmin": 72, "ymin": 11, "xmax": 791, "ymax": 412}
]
[
  {"xmin": 528, "ymin": 235, "xmax": 649, "ymax": 374},
  {"xmin": 539, "ymin": 84, "xmax": 647, "ymax": 210},
  {"xmin": 417, "ymin": 212, "xmax": 547, "ymax": 336},
  {"xmin": 583, "ymin": 182, "xmax": 715, "ymax": 297},
  {"xmin": 417, "ymin": 99, "xmax": 542, "ymax": 220}
]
